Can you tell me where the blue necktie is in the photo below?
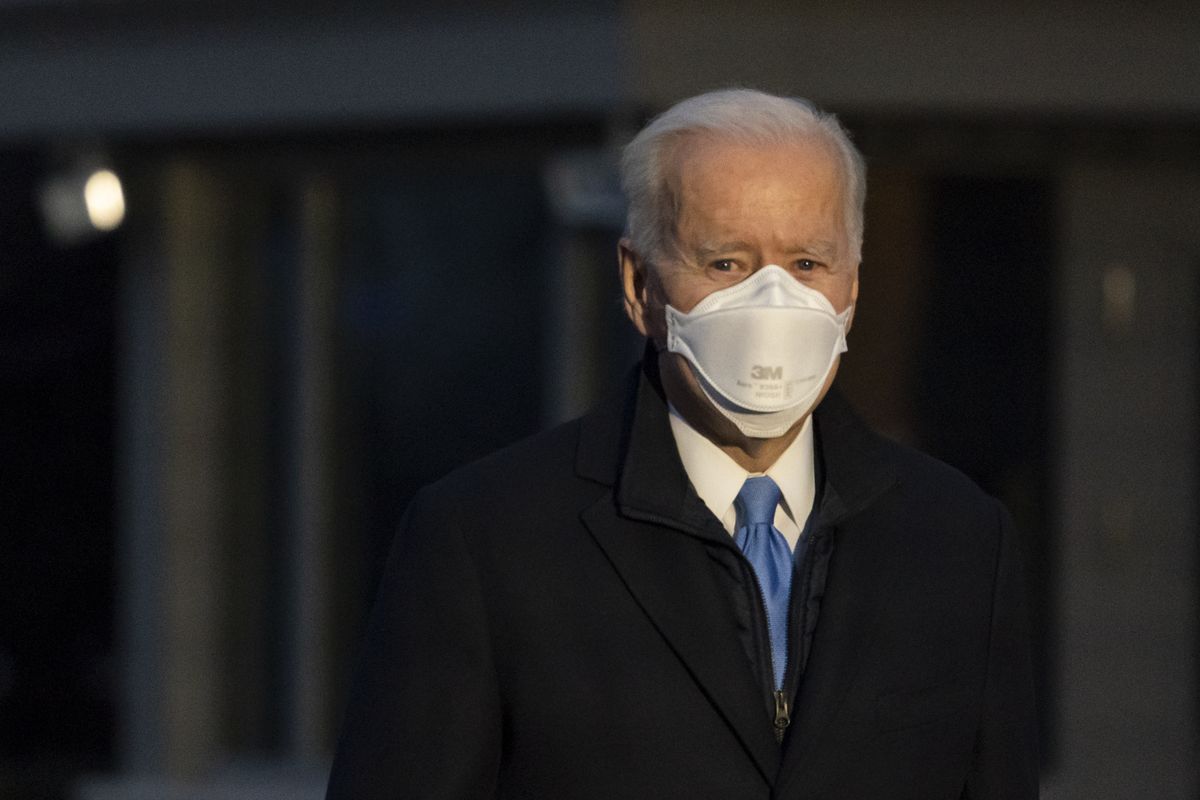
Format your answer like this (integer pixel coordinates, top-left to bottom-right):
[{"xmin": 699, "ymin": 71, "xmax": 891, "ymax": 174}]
[{"xmin": 734, "ymin": 476, "xmax": 792, "ymax": 690}]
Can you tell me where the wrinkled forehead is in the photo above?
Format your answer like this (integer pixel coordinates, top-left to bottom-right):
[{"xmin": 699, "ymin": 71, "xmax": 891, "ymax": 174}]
[
  {"xmin": 664, "ymin": 129, "xmax": 844, "ymax": 191},
  {"xmin": 661, "ymin": 132, "xmax": 850, "ymax": 252}
]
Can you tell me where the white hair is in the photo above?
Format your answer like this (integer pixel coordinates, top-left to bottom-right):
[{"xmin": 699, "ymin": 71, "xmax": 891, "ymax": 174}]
[{"xmin": 620, "ymin": 88, "xmax": 866, "ymax": 263}]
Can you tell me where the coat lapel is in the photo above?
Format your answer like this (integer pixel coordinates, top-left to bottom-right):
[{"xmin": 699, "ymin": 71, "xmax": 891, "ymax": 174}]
[
  {"xmin": 576, "ymin": 362, "xmax": 780, "ymax": 782},
  {"xmin": 581, "ymin": 499, "xmax": 781, "ymax": 782}
]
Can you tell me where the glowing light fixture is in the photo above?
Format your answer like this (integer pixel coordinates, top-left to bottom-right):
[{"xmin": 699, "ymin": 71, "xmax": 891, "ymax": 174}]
[
  {"xmin": 83, "ymin": 169, "xmax": 126, "ymax": 231},
  {"xmin": 38, "ymin": 159, "xmax": 127, "ymax": 245}
]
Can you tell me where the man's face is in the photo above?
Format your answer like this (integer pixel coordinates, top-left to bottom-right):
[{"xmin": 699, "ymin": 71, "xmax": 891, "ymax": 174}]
[{"xmin": 620, "ymin": 134, "xmax": 860, "ymax": 444}]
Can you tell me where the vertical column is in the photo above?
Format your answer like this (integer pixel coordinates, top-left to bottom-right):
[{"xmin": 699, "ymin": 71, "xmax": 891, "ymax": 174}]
[
  {"xmin": 284, "ymin": 177, "xmax": 340, "ymax": 760},
  {"xmin": 115, "ymin": 161, "xmax": 237, "ymax": 778},
  {"xmin": 159, "ymin": 162, "xmax": 237, "ymax": 777},
  {"xmin": 1050, "ymin": 163, "xmax": 1200, "ymax": 798}
]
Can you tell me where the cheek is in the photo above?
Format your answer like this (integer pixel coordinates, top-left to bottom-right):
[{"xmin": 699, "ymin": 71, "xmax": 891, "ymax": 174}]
[
  {"xmin": 818, "ymin": 275, "xmax": 857, "ymax": 313},
  {"xmin": 671, "ymin": 290, "xmax": 713, "ymax": 315},
  {"xmin": 657, "ymin": 274, "xmax": 721, "ymax": 315}
]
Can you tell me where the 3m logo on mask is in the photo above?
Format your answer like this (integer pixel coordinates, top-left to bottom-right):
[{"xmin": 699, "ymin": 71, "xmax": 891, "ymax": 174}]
[{"xmin": 750, "ymin": 365, "xmax": 783, "ymax": 380}]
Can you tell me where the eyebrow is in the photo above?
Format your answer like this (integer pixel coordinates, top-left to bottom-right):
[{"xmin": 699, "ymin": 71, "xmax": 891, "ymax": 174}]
[
  {"xmin": 694, "ymin": 240, "xmax": 841, "ymax": 260},
  {"xmin": 792, "ymin": 240, "xmax": 841, "ymax": 260},
  {"xmin": 695, "ymin": 240, "xmax": 755, "ymax": 258}
]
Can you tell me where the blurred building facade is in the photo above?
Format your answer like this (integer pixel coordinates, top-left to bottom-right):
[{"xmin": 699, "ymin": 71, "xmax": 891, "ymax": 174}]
[{"xmin": 0, "ymin": 2, "xmax": 1197, "ymax": 798}]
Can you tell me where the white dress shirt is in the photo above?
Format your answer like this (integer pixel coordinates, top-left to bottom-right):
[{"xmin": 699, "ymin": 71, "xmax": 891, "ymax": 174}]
[{"xmin": 667, "ymin": 407, "xmax": 816, "ymax": 552}]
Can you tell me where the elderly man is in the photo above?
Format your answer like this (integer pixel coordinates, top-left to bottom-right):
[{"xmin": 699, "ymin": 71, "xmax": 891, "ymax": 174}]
[{"xmin": 327, "ymin": 89, "xmax": 1038, "ymax": 799}]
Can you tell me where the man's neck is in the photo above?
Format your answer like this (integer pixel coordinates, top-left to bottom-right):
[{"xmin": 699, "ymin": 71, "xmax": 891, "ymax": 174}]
[{"xmin": 716, "ymin": 428, "xmax": 805, "ymax": 474}]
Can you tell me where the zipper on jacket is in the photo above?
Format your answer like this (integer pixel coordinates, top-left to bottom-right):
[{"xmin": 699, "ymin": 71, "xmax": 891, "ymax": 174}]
[
  {"xmin": 739, "ymin": 555, "xmax": 790, "ymax": 742},
  {"xmin": 773, "ymin": 690, "xmax": 791, "ymax": 742}
]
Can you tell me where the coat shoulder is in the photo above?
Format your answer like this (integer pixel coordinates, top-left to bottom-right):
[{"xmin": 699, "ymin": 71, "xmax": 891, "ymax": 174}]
[
  {"xmin": 425, "ymin": 417, "xmax": 590, "ymax": 508},
  {"xmin": 888, "ymin": 438, "xmax": 992, "ymax": 502},
  {"xmin": 871, "ymin": 435, "xmax": 1011, "ymax": 544},
  {"xmin": 816, "ymin": 390, "xmax": 1003, "ymax": 532}
]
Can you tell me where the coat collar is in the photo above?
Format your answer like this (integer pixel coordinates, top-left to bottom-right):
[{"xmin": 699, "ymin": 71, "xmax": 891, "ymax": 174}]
[{"xmin": 576, "ymin": 354, "xmax": 899, "ymax": 527}]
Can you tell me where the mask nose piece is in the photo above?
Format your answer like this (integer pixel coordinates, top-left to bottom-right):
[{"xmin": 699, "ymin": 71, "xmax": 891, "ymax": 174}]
[{"xmin": 753, "ymin": 265, "xmax": 791, "ymax": 304}]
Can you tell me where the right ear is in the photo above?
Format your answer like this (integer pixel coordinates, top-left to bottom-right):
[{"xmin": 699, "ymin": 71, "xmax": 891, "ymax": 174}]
[{"xmin": 619, "ymin": 238, "xmax": 654, "ymax": 338}]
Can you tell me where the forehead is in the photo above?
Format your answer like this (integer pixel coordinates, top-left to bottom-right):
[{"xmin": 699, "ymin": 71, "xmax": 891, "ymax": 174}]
[
  {"xmin": 671, "ymin": 132, "xmax": 840, "ymax": 179},
  {"xmin": 668, "ymin": 134, "xmax": 846, "ymax": 249}
]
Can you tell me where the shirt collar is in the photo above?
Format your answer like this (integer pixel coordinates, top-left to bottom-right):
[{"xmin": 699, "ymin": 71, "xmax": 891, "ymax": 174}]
[{"xmin": 667, "ymin": 406, "xmax": 816, "ymax": 535}]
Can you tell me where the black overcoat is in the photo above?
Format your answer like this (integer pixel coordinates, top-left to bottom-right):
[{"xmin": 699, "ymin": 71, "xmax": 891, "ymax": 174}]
[{"xmin": 327, "ymin": 362, "xmax": 1038, "ymax": 799}]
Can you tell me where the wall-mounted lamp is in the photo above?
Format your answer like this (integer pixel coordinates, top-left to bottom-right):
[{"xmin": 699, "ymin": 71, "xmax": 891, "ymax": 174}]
[{"xmin": 38, "ymin": 161, "xmax": 126, "ymax": 246}]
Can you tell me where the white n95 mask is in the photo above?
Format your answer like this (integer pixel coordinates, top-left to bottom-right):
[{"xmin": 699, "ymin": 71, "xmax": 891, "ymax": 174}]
[{"xmin": 664, "ymin": 265, "xmax": 852, "ymax": 439}]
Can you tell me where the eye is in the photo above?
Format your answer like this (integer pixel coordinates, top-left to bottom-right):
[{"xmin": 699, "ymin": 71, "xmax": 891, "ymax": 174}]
[
  {"xmin": 711, "ymin": 259, "xmax": 737, "ymax": 272},
  {"xmin": 795, "ymin": 259, "xmax": 819, "ymax": 272}
]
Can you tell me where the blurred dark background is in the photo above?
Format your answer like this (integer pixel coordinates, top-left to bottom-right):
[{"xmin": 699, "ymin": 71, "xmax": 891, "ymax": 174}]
[{"xmin": 1, "ymin": 2, "xmax": 1198, "ymax": 798}]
